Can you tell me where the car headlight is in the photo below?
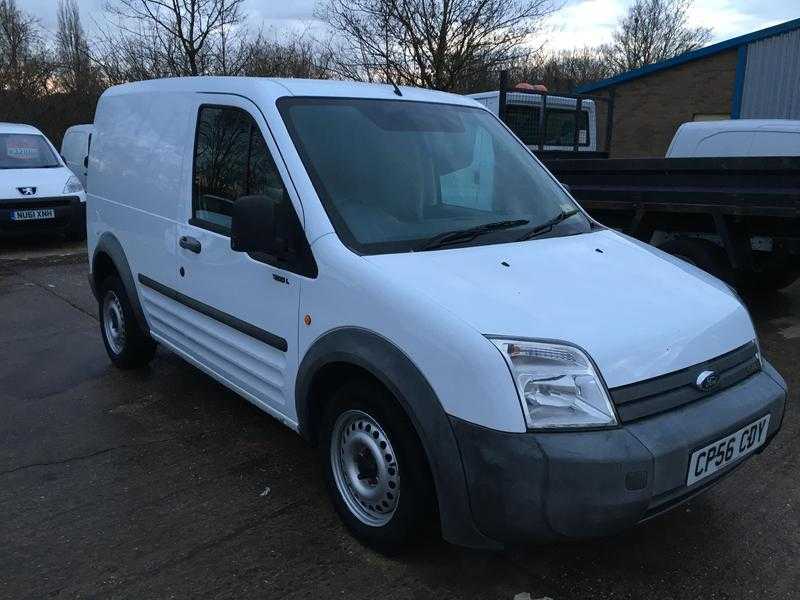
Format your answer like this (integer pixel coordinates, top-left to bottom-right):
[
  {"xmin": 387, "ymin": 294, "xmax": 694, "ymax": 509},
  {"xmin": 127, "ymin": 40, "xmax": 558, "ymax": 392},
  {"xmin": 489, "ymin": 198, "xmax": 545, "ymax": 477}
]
[
  {"xmin": 63, "ymin": 175, "xmax": 83, "ymax": 194},
  {"xmin": 491, "ymin": 339, "xmax": 618, "ymax": 430}
]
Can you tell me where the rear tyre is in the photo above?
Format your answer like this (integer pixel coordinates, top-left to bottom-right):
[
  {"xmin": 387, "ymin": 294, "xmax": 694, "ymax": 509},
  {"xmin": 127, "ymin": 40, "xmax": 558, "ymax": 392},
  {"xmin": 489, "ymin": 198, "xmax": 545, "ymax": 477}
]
[
  {"xmin": 319, "ymin": 378, "xmax": 436, "ymax": 553},
  {"xmin": 99, "ymin": 275, "xmax": 156, "ymax": 369},
  {"xmin": 659, "ymin": 238, "xmax": 731, "ymax": 281}
]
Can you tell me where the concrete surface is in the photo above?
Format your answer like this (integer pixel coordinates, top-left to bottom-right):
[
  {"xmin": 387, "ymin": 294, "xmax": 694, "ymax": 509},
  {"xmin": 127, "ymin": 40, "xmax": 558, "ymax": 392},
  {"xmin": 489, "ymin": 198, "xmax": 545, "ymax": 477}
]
[
  {"xmin": 0, "ymin": 238, "xmax": 86, "ymax": 265},
  {"xmin": 0, "ymin": 253, "xmax": 798, "ymax": 599}
]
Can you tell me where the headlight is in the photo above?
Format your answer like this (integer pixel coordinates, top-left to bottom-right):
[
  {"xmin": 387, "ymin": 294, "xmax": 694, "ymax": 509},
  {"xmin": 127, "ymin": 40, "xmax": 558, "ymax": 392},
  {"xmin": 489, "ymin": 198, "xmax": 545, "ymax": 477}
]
[
  {"xmin": 63, "ymin": 175, "xmax": 83, "ymax": 194},
  {"xmin": 491, "ymin": 339, "xmax": 617, "ymax": 430}
]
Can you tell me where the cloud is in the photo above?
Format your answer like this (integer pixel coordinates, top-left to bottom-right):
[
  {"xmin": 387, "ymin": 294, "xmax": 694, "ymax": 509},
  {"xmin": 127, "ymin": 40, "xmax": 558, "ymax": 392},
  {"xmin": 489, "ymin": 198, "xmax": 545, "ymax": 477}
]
[
  {"xmin": 686, "ymin": 0, "xmax": 769, "ymax": 41},
  {"xmin": 539, "ymin": 0, "xmax": 798, "ymax": 53},
  {"xmin": 20, "ymin": 0, "xmax": 800, "ymax": 52},
  {"xmin": 543, "ymin": 0, "xmax": 625, "ymax": 51}
]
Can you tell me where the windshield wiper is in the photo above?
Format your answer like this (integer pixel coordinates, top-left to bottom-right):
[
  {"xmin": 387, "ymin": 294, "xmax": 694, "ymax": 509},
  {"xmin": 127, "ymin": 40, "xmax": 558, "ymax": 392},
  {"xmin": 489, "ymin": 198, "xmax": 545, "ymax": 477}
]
[
  {"xmin": 418, "ymin": 219, "xmax": 530, "ymax": 251},
  {"xmin": 518, "ymin": 209, "xmax": 580, "ymax": 241},
  {"xmin": 0, "ymin": 164, "xmax": 61, "ymax": 169}
]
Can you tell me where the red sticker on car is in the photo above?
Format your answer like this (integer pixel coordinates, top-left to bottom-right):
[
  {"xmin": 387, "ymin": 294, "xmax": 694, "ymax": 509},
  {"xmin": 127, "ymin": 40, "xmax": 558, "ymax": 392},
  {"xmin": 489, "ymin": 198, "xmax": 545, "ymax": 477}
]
[{"xmin": 6, "ymin": 136, "xmax": 40, "ymax": 160}]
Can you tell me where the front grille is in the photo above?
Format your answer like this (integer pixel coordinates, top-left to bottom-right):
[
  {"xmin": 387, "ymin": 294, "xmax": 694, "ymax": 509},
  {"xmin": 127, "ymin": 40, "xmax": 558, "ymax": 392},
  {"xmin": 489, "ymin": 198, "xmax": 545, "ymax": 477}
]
[
  {"xmin": 0, "ymin": 196, "xmax": 79, "ymax": 209},
  {"xmin": 610, "ymin": 342, "xmax": 760, "ymax": 423}
]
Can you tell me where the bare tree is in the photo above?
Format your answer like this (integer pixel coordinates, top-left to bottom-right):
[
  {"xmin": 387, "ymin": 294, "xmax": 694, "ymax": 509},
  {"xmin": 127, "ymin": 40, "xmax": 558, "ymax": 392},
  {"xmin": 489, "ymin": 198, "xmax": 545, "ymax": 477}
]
[
  {"xmin": 242, "ymin": 30, "xmax": 333, "ymax": 79},
  {"xmin": 319, "ymin": 0, "xmax": 556, "ymax": 92},
  {"xmin": 601, "ymin": 0, "xmax": 711, "ymax": 74},
  {"xmin": 55, "ymin": 0, "xmax": 97, "ymax": 93},
  {"xmin": 525, "ymin": 47, "xmax": 611, "ymax": 92},
  {"xmin": 0, "ymin": 0, "xmax": 52, "ymax": 98},
  {"xmin": 103, "ymin": 0, "xmax": 247, "ymax": 76},
  {"xmin": 95, "ymin": 16, "xmax": 192, "ymax": 83}
]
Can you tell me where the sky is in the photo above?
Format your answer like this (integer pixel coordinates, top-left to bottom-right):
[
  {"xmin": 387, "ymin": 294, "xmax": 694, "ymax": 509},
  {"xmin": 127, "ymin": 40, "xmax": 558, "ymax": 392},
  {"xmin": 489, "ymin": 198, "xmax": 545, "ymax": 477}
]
[{"xmin": 19, "ymin": 0, "xmax": 800, "ymax": 52}]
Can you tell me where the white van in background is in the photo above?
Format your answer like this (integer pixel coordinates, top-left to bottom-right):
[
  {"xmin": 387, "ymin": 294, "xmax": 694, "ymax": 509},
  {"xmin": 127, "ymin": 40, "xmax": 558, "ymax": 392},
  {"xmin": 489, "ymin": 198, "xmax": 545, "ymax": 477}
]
[
  {"xmin": 0, "ymin": 122, "xmax": 86, "ymax": 240},
  {"xmin": 61, "ymin": 124, "xmax": 94, "ymax": 188},
  {"xmin": 87, "ymin": 77, "xmax": 786, "ymax": 551},
  {"xmin": 469, "ymin": 89, "xmax": 597, "ymax": 153},
  {"xmin": 667, "ymin": 120, "xmax": 800, "ymax": 157}
]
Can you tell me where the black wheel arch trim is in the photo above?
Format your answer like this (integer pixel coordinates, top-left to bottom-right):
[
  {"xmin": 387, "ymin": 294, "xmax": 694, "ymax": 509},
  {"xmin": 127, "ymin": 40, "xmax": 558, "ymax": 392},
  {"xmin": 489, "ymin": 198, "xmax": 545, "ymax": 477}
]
[
  {"xmin": 295, "ymin": 327, "xmax": 501, "ymax": 549},
  {"xmin": 91, "ymin": 232, "xmax": 149, "ymax": 334}
]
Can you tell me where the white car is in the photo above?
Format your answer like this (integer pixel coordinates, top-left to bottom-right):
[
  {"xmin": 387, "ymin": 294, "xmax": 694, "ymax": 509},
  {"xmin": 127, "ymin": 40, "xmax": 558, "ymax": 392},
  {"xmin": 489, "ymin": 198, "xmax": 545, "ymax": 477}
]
[
  {"xmin": 0, "ymin": 122, "xmax": 86, "ymax": 240},
  {"xmin": 666, "ymin": 119, "xmax": 800, "ymax": 157},
  {"xmin": 86, "ymin": 78, "xmax": 787, "ymax": 551},
  {"xmin": 61, "ymin": 123, "xmax": 94, "ymax": 189}
]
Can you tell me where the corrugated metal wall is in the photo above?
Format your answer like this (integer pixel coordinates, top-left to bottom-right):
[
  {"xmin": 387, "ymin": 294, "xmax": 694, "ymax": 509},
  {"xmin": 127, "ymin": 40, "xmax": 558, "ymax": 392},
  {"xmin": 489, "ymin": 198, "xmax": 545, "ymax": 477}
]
[{"xmin": 740, "ymin": 28, "xmax": 800, "ymax": 119}]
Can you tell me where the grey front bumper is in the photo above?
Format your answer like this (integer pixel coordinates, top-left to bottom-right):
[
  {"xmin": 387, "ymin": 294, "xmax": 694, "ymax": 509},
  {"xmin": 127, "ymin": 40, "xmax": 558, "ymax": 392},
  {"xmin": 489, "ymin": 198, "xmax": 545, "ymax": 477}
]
[
  {"xmin": 451, "ymin": 361, "xmax": 787, "ymax": 544},
  {"xmin": 0, "ymin": 196, "xmax": 85, "ymax": 237}
]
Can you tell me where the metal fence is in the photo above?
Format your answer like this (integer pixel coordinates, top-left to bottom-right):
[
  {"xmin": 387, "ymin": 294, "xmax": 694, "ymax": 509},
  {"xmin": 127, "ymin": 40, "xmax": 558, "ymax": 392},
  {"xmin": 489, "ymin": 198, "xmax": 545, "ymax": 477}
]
[{"xmin": 496, "ymin": 70, "xmax": 616, "ymax": 158}]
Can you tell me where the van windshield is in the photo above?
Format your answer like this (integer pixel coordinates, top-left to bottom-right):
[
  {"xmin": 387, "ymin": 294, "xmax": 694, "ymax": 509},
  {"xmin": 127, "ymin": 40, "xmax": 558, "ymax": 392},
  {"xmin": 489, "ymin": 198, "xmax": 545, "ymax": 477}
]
[
  {"xmin": 278, "ymin": 98, "xmax": 589, "ymax": 254},
  {"xmin": 0, "ymin": 134, "xmax": 61, "ymax": 169}
]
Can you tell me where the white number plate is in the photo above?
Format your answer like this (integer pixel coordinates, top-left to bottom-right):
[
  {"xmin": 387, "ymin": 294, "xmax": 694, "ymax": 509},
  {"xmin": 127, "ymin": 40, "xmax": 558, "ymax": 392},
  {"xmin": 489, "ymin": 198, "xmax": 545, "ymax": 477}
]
[
  {"xmin": 687, "ymin": 415, "xmax": 770, "ymax": 486},
  {"xmin": 11, "ymin": 208, "xmax": 55, "ymax": 221}
]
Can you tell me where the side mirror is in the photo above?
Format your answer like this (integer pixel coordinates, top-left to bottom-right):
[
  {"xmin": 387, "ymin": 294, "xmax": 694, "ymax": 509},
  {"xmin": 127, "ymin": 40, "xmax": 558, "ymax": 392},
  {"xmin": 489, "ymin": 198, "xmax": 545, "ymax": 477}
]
[
  {"xmin": 230, "ymin": 195, "xmax": 286, "ymax": 256},
  {"xmin": 230, "ymin": 194, "xmax": 318, "ymax": 278}
]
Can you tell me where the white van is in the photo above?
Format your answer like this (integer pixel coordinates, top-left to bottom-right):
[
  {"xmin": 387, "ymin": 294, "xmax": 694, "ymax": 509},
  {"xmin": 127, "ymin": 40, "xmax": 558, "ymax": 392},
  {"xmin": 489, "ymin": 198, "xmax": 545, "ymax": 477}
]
[
  {"xmin": 666, "ymin": 119, "xmax": 800, "ymax": 157},
  {"xmin": 61, "ymin": 124, "xmax": 94, "ymax": 188},
  {"xmin": 0, "ymin": 122, "xmax": 86, "ymax": 240},
  {"xmin": 469, "ymin": 90, "xmax": 598, "ymax": 153},
  {"xmin": 87, "ymin": 78, "xmax": 787, "ymax": 551}
]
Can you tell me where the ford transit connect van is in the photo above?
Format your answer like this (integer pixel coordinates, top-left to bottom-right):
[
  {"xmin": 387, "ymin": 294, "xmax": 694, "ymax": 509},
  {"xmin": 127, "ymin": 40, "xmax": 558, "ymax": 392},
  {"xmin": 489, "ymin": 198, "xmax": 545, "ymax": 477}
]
[
  {"xmin": 87, "ymin": 78, "xmax": 787, "ymax": 551},
  {"xmin": 1, "ymin": 123, "xmax": 86, "ymax": 240}
]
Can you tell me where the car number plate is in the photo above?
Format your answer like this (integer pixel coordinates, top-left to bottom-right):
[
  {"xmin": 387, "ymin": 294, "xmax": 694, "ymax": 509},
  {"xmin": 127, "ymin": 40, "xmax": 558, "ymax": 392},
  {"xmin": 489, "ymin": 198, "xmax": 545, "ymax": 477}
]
[
  {"xmin": 687, "ymin": 415, "xmax": 770, "ymax": 486},
  {"xmin": 11, "ymin": 208, "xmax": 55, "ymax": 221}
]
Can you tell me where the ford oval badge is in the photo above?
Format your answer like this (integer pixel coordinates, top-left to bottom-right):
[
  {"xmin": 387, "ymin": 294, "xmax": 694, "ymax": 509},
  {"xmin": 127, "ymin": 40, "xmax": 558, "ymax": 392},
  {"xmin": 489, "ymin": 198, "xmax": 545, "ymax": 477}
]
[{"xmin": 696, "ymin": 370, "xmax": 720, "ymax": 392}]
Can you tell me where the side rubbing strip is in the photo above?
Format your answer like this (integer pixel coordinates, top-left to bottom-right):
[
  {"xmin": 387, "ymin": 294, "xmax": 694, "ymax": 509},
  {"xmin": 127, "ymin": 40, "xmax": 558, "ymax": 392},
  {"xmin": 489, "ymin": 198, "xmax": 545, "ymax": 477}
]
[{"xmin": 137, "ymin": 274, "xmax": 288, "ymax": 352}]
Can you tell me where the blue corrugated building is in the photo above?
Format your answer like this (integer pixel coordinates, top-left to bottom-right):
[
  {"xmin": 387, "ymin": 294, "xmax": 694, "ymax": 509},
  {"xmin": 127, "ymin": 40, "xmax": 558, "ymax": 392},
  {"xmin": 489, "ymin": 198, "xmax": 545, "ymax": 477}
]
[{"xmin": 578, "ymin": 18, "xmax": 800, "ymax": 157}]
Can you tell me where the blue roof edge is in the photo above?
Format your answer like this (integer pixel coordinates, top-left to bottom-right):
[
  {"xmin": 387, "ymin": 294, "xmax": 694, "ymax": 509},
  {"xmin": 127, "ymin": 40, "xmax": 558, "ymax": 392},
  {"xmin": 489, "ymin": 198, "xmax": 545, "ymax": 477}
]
[{"xmin": 577, "ymin": 17, "xmax": 800, "ymax": 93}]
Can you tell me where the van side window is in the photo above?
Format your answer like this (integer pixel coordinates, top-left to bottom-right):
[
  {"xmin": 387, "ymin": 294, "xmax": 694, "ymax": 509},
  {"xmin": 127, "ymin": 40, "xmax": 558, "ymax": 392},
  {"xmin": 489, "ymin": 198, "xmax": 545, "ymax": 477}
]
[
  {"xmin": 248, "ymin": 125, "xmax": 285, "ymax": 204},
  {"xmin": 193, "ymin": 106, "xmax": 290, "ymax": 235}
]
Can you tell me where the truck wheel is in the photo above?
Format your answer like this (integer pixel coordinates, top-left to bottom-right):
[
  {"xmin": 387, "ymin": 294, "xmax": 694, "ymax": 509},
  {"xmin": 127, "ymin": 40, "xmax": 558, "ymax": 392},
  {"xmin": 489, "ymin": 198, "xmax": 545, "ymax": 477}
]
[
  {"xmin": 659, "ymin": 238, "xmax": 731, "ymax": 281},
  {"xmin": 320, "ymin": 378, "xmax": 436, "ymax": 552},
  {"xmin": 99, "ymin": 275, "xmax": 156, "ymax": 369},
  {"xmin": 738, "ymin": 269, "xmax": 800, "ymax": 292}
]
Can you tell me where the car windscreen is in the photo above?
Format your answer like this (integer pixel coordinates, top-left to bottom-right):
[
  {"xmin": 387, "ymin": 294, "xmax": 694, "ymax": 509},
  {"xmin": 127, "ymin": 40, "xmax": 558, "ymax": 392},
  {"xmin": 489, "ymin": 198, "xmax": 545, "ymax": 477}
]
[
  {"xmin": 278, "ymin": 97, "xmax": 589, "ymax": 254},
  {"xmin": 0, "ymin": 133, "xmax": 61, "ymax": 169}
]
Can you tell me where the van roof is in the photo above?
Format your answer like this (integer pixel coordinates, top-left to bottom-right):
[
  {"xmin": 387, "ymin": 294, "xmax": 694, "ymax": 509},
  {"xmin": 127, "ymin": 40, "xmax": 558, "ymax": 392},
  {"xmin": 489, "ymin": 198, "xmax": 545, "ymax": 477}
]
[
  {"xmin": 0, "ymin": 122, "xmax": 44, "ymax": 135},
  {"xmin": 677, "ymin": 119, "xmax": 800, "ymax": 134},
  {"xmin": 102, "ymin": 76, "xmax": 481, "ymax": 108},
  {"xmin": 65, "ymin": 124, "xmax": 94, "ymax": 133}
]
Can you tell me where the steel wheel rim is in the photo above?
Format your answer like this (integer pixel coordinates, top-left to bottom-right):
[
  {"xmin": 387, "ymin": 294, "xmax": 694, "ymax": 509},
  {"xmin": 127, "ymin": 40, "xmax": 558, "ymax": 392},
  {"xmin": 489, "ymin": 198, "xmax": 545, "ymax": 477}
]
[
  {"xmin": 330, "ymin": 409, "xmax": 400, "ymax": 527},
  {"xmin": 102, "ymin": 290, "xmax": 126, "ymax": 356}
]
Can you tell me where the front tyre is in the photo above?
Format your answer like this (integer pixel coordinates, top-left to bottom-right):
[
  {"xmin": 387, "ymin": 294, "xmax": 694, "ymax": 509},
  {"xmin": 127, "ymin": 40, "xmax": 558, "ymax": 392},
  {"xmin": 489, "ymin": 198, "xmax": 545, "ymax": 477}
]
[
  {"xmin": 99, "ymin": 275, "xmax": 156, "ymax": 369},
  {"xmin": 320, "ymin": 378, "xmax": 436, "ymax": 552}
]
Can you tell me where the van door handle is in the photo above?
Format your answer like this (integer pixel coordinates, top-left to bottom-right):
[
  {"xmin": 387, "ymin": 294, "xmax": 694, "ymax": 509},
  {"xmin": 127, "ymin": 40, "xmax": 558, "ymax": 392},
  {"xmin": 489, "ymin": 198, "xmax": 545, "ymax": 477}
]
[{"xmin": 179, "ymin": 236, "xmax": 202, "ymax": 254}]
